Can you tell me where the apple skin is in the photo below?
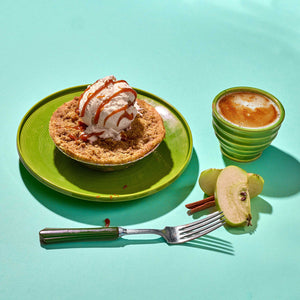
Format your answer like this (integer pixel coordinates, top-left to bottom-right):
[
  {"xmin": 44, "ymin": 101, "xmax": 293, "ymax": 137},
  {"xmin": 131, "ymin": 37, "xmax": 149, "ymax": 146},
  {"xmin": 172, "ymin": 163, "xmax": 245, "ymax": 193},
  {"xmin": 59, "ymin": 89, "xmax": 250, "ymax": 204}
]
[
  {"xmin": 214, "ymin": 166, "xmax": 252, "ymax": 227},
  {"xmin": 248, "ymin": 173, "xmax": 264, "ymax": 198},
  {"xmin": 199, "ymin": 168, "xmax": 264, "ymax": 198},
  {"xmin": 198, "ymin": 168, "xmax": 222, "ymax": 196}
]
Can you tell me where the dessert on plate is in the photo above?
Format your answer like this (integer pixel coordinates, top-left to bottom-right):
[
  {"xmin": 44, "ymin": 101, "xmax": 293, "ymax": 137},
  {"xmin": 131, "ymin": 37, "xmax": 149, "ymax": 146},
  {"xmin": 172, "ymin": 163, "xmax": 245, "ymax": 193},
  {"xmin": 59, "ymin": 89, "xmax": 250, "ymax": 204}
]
[{"xmin": 49, "ymin": 76, "xmax": 165, "ymax": 166}]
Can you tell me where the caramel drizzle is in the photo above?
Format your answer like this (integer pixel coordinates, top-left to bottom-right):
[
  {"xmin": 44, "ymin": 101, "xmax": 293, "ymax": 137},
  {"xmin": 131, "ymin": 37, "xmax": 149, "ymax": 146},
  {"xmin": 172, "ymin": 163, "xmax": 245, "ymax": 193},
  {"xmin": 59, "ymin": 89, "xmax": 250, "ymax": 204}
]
[
  {"xmin": 79, "ymin": 131, "xmax": 105, "ymax": 142},
  {"xmin": 78, "ymin": 78, "xmax": 115, "ymax": 117},
  {"xmin": 103, "ymin": 104, "xmax": 134, "ymax": 126},
  {"xmin": 94, "ymin": 87, "xmax": 137, "ymax": 124},
  {"xmin": 78, "ymin": 79, "xmax": 137, "ymax": 127}
]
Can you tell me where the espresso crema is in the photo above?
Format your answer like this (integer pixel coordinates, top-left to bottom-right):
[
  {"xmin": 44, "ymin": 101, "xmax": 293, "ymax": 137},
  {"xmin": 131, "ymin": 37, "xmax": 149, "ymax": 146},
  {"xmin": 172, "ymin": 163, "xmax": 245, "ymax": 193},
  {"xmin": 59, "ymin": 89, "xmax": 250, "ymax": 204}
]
[{"xmin": 216, "ymin": 92, "xmax": 280, "ymax": 128}]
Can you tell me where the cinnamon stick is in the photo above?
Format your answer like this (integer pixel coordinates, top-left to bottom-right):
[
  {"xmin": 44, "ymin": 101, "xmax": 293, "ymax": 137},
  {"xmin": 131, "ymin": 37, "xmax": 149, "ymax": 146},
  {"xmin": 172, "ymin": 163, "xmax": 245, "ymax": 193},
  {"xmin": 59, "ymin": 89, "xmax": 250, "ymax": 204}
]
[
  {"xmin": 187, "ymin": 200, "xmax": 216, "ymax": 215},
  {"xmin": 185, "ymin": 195, "xmax": 215, "ymax": 209},
  {"xmin": 185, "ymin": 195, "xmax": 216, "ymax": 215}
]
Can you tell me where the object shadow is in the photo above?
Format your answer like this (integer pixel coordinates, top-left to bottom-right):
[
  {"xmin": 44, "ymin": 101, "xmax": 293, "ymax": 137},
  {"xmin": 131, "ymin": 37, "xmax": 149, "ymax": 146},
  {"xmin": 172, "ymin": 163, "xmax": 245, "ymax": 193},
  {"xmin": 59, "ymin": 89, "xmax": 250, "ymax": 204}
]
[
  {"xmin": 53, "ymin": 140, "xmax": 174, "ymax": 194},
  {"xmin": 191, "ymin": 196, "xmax": 272, "ymax": 235},
  {"xmin": 40, "ymin": 234, "xmax": 234, "ymax": 255},
  {"xmin": 20, "ymin": 148, "xmax": 199, "ymax": 226},
  {"xmin": 224, "ymin": 196, "xmax": 272, "ymax": 235},
  {"xmin": 223, "ymin": 145, "xmax": 300, "ymax": 198}
]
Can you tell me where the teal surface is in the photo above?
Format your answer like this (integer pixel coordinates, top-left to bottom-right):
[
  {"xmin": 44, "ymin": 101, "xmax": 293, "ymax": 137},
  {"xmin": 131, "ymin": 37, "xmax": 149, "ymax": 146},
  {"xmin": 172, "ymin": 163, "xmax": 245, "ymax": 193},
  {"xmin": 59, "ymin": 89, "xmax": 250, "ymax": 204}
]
[{"xmin": 1, "ymin": 1, "xmax": 300, "ymax": 300}]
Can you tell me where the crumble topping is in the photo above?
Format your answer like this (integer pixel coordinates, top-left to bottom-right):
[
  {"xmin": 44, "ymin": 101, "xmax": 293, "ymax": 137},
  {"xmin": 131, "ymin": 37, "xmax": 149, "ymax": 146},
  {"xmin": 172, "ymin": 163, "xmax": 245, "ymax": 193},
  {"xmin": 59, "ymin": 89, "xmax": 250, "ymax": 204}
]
[{"xmin": 49, "ymin": 97, "xmax": 165, "ymax": 165}]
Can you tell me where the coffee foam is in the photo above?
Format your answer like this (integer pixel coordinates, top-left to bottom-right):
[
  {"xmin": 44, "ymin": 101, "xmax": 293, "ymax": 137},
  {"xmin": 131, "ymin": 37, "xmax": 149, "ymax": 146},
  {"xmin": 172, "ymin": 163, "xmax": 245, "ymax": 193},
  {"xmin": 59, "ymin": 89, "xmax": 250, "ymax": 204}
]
[{"xmin": 216, "ymin": 92, "xmax": 280, "ymax": 129}]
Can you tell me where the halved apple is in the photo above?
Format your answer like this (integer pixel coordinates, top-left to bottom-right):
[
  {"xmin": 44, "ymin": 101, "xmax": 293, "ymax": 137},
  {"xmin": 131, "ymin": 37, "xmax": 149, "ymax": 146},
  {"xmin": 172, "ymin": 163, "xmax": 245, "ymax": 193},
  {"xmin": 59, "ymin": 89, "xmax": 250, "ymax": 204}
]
[
  {"xmin": 198, "ymin": 168, "xmax": 222, "ymax": 196},
  {"xmin": 248, "ymin": 173, "xmax": 264, "ymax": 198},
  {"xmin": 199, "ymin": 168, "xmax": 264, "ymax": 198},
  {"xmin": 215, "ymin": 166, "xmax": 252, "ymax": 227}
]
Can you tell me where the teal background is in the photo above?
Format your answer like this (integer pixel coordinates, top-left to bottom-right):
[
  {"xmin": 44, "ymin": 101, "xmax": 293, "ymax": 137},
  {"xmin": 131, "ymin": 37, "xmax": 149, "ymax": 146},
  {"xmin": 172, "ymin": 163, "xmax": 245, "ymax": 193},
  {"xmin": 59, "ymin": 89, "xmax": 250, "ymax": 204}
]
[{"xmin": 1, "ymin": 1, "xmax": 299, "ymax": 299}]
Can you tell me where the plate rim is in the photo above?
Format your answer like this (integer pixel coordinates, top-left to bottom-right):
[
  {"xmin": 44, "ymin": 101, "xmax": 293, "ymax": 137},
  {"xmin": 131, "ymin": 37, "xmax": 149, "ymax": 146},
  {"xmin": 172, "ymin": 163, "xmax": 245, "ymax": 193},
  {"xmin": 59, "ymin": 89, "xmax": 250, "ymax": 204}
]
[{"xmin": 17, "ymin": 85, "xmax": 193, "ymax": 202}]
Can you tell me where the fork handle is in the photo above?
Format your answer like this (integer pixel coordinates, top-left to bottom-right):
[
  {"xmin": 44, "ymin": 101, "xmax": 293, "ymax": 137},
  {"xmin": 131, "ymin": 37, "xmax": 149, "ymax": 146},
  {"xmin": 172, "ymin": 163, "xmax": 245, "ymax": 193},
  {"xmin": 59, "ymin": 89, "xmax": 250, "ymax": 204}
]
[{"xmin": 39, "ymin": 227, "xmax": 120, "ymax": 244}]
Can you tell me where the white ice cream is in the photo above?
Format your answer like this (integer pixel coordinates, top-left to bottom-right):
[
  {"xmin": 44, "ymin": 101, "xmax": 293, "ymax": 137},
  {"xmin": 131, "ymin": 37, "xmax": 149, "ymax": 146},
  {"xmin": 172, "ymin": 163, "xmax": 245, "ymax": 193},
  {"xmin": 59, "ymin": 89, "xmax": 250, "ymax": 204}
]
[{"xmin": 78, "ymin": 75, "xmax": 138, "ymax": 141}]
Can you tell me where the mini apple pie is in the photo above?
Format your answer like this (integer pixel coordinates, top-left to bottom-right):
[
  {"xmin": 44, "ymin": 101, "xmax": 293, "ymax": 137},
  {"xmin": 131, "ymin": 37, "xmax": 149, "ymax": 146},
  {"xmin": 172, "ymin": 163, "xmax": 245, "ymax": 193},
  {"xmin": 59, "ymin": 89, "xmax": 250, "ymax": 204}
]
[{"xmin": 49, "ymin": 76, "xmax": 165, "ymax": 166}]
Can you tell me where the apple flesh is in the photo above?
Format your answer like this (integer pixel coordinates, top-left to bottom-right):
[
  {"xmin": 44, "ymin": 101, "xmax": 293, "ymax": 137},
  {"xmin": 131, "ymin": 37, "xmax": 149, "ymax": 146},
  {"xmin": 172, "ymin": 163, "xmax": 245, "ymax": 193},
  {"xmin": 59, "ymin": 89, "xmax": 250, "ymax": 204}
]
[
  {"xmin": 215, "ymin": 166, "xmax": 252, "ymax": 227},
  {"xmin": 199, "ymin": 168, "xmax": 264, "ymax": 198}
]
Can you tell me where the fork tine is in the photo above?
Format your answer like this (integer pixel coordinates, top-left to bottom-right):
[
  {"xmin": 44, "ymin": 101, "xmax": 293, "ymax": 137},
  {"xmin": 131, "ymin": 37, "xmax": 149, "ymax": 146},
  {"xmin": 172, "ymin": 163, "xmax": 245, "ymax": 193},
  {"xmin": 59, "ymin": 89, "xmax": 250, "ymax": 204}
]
[
  {"xmin": 179, "ymin": 217, "xmax": 225, "ymax": 237},
  {"xmin": 178, "ymin": 219, "xmax": 226, "ymax": 243},
  {"xmin": 178, "ymin": 211, "xmax": 224, "ymax": 233},
  {"xmin": 179, "ymin": 214, "xmax": 225, "ymax": 236}
]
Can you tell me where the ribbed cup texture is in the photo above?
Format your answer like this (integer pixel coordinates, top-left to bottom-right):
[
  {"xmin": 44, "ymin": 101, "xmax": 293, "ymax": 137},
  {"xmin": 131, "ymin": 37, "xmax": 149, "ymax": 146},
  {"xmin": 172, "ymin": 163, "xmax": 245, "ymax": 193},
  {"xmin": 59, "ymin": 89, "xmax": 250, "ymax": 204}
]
[{"xmin": 212, "ymin": 87, "xmax": 285, "ymax": 162}]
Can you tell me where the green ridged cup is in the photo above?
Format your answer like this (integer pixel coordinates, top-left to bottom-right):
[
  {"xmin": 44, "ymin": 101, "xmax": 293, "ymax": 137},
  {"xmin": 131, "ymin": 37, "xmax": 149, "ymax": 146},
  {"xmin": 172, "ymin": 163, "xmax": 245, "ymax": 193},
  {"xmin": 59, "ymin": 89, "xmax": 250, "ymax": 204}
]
[{"xmin": 212, "ymin": 87, "xmax": 285, "ymax": 162}]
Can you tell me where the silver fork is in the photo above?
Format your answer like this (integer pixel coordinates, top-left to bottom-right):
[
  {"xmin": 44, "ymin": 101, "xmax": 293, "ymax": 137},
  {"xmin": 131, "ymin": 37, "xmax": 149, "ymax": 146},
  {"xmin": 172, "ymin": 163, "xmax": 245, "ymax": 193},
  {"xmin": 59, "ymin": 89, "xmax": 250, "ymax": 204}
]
[{"xmin": 39, "ymin": 211, "xmax": 225, "ymax": 244}]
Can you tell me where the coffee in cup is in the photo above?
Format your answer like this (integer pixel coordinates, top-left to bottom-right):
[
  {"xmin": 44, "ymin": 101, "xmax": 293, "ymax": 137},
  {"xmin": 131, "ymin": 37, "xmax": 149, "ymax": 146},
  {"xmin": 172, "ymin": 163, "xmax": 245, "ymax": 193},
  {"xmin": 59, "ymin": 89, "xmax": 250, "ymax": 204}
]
[{"xmin": 212, "ymin": 87, "xmax": 285, "ymax": 162}]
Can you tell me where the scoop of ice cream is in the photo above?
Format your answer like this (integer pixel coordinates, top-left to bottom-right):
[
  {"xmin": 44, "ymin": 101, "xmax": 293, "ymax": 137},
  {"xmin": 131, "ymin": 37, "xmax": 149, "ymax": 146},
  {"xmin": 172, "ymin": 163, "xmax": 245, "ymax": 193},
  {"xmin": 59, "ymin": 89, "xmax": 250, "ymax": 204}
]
[{"xmin": 78, "ymin": 75, "xmax": 138, "ymax": 141}]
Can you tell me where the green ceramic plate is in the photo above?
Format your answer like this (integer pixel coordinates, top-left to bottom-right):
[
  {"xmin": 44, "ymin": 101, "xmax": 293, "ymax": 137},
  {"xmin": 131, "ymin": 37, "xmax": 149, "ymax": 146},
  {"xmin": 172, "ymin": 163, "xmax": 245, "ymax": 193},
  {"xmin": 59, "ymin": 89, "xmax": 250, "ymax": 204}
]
[{"xmin": 17, "ymin": 85, "xmax": 193, "ymax": 202}]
